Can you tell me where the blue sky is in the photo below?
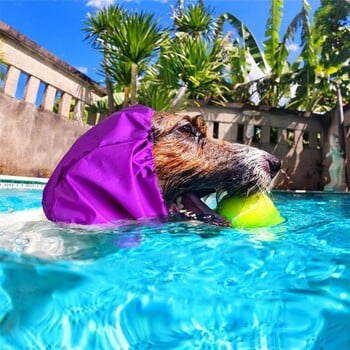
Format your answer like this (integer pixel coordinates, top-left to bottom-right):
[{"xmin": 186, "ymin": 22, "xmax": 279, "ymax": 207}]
[{"xmin": 1, "ymin": 0, "xmax": 321, "ymax": 84}]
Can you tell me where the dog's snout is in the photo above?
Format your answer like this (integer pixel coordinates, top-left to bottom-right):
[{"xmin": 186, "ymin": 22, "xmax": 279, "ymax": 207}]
[{"xmin": 267, "ymin": 157, "xmax": 281, "ymax": 178}]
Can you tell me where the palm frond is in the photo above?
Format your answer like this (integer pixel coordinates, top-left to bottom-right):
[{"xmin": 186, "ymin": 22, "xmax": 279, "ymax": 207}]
[
  {"xmin": 172, "ymin": 1, "xmax": 215, "ymax": 38},
  {"xmin": 216, "ymin": 13, "xmax": 267, "ymax": 72},
  {"xmin": 263, "ymin": 0, "xmax": 284, "ymax": 66}
]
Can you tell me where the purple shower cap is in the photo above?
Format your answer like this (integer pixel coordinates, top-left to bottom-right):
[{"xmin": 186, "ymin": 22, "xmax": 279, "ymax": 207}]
[{"xmin": 42, "ymin": 105, "xmax": 168, "ymax": 225}]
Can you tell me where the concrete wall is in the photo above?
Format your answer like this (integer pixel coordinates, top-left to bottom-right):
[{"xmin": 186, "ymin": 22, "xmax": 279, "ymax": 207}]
[
  {"xmin": 185, "ymin": 103, "xmax": 330, "ymax": 191},
  {"xmin": 0, "ymin": 20, "xmax": 105, "ymax": 124},
  {"xmin": 0, "ymin": 92, "xmax": 90, "ymax": 177},
  {"xmin": 0, "ymin": 91, "xmax": 331, "ymax": 188},
  {"xmin": 0, "ymin": 20, "xmax": 101, "ymax": 177},
  {"xmin": 1, "ymin": 91, "xmax": 348, "ymax": 189}
]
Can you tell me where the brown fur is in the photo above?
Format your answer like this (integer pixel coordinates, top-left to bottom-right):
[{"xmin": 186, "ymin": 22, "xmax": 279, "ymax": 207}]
[{"xmin": 152, "ymin": 112, "xmax": 280, "ymax": 217}]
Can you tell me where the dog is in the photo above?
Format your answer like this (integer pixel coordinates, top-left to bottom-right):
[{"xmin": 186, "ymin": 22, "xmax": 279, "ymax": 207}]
[
  {"xmin": 0, "ymin": 106, "xmax": 280, "ymax": 258},
  {"xmin": 153, "ymin": 111, "xmax": 280, "ymax": 227},
  {"xmin": 42, "ymin": 105, "xmax": 280, "ymax": 227}
]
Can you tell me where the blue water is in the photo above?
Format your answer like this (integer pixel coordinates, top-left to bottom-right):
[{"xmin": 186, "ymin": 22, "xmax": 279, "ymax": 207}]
[
  {"xmin": 0, "ymin": 188, "xmax": 42, "ymax": 213},
  {"xmin": 0, "ymin": 189, "xmax": 349, "ymax": 349}
]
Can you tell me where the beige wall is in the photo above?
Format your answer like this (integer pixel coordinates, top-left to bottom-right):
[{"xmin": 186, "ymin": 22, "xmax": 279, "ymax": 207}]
[
  {"xmin": 0, "ymin": 92, "xmax": 90, "ymax": 177},
  {"xmin": 0, "ymin": 20, "xmax": 105, "ymax": 124},
  {"xmin": 0, "ymin": 20, "xmax": 101, "ymax": 177},
  {"xmin": 185, "ymin": 104, "xmax": 329, "ymax": 190},
  {"xmin": 1, "ymin": 90, "xmax": 348, "ymax": 189}
]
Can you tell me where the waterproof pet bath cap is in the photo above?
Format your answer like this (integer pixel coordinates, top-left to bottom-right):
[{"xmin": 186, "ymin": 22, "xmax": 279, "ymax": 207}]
[{"xmin": 42, "ymin": 105, "xmax": 168, "ymax": 225}]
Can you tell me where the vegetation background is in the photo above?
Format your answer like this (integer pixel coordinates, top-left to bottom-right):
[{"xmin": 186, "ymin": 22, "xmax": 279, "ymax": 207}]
[{"xmin": 83, "ymin": 0, "xmax": 350, "ymax": 115}]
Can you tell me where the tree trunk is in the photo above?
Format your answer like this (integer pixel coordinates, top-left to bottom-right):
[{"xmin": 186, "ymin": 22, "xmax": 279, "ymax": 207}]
[
  {"xmin": 106, "ymin": 75, "xmax": 114, "ymax": 114},
  {"xmin": 130, "ymin": 63, "xmax": 138, "ymax": 105},
  {"xmin": 103, "ymin": 52, "xmax": 115, "ymax": 114},
  {"xmin": 123, "ymin": 86, "xmax": 130, "ymax": 108},
  {"xmin": 170, "ymin": 86, "xmax": 187, "ymax": 111}
]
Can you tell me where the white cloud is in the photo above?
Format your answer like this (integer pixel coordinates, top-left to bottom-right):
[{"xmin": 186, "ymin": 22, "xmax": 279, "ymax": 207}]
[
  {"xmin": 287, "ymin": 43, "xmax": 299, "ymax": 53},
  {"xmin": 86, "ymin": 0, "xmax": 115, "ymax": 9},
  {"xmin": 76, "ymin": 66, "xmax": 89, "ymax": 74}
]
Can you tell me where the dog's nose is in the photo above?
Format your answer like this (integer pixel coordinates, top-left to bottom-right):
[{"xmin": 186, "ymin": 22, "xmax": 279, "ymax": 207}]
[{"xmin": 267, "ymin": 156, "xmax": 281, "ymax": 178}]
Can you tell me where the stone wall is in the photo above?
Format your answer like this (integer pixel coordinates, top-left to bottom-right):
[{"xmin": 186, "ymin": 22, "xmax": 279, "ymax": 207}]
[{"xmin": 1, "ymin": 91, "xmax": 348, "ymax": 189}]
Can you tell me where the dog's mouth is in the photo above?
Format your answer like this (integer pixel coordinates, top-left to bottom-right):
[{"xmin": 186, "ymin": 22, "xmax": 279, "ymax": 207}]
[
  {"xmin": 165, "ymin": 153, "xmax": 280, "ymax": 227},
  {"xmin": 168, "ymin": 191, "xmax": 231, "ymax": 227}
]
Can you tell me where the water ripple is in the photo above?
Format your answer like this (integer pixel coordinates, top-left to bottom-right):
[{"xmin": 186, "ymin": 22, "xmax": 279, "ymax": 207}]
[{"xmin": 0, "ymin": 192, "xmax": 350, "ymax": 348}]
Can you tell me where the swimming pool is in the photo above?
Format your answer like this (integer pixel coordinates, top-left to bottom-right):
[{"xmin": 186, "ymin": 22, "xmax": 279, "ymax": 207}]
[{"xmin": 0, "ymin": 188, "xmax": 349, "ymax": 349}]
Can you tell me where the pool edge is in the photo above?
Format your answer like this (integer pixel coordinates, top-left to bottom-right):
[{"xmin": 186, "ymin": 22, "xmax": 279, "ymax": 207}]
[{"xmin": 0, "ymin": 175, "xmax": 48, "ymax": 189}]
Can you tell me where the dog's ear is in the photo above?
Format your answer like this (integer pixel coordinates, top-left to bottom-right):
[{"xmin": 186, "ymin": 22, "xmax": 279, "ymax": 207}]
[{"xmin": 194, "ymin": 115, "xmax": 207, "ymax": 137}]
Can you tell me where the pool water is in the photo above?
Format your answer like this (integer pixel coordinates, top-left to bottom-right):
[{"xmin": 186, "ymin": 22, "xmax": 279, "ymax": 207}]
[
  {"xmin": 0, "ymin": 189, "xmax": 349, "ymax": 349},
  {"xmin": 0, "ymin": 188, "xmax": 42, "ymax": 213}
]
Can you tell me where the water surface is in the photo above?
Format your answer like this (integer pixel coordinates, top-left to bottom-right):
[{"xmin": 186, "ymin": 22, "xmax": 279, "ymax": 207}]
[{"xmin": 0, "ymin": 190, "xmax": 349, "ymax": 349}]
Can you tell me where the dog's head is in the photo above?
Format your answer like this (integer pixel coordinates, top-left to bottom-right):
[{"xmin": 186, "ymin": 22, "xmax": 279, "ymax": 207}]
[{"xmin": 152, "ymin": 112, "xmax": 280, "ymax": 226}]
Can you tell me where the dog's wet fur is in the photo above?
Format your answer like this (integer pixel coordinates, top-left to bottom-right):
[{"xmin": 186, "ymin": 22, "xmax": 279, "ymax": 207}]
[{"xmin": 152, "ymin": 112, "xmax": 280, "ymax": 227}]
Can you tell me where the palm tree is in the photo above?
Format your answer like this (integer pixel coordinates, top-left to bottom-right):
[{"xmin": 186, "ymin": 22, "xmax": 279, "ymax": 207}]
[
  {"xmin": 222, "ymin": 0, "xmax": 292, "ymax": 107},
  {"xmin": 216, "ymin": 0, "xmax": 349, "ymax": 112},
  {"xmin": 83, "ymin": 5, "xmax": 126, "ymax": 113},
  {"xmin": 216, "ymin": 12, "xmax": 267, "ymax": 103},
  {"xmin": 163, "ymin": 33, "xmax": 229, "ymax": 105},
  {"xmin": 103, "ymin": 57, "xmax": 132, "ymax": 108},
  {"xmin": 103, "ymin": 10, "xmax": 165, "ymax": 105},
  {"xmin": 316, "ymin": 0, "xmax": 350, "ymax": 73},
  {"xmin": 256, "ymin": 0, "xmax": 292, "ymax": 106},
  {"xmin": 214, "ymin": 0, "xmax": 298, "ymax": 106},
  {"xmin": 172, "ymin": 0, "xmax": 214, "ymax": 38},
  {"xmin": 145, "ymin": 0, "xmax": 229, "ymax": 106},
  {"xmin": 84, "ymin": 5, "xmax": 165, "ymax": 107},
  {"xmin": 84, "ymin": 0, "xmax": 349, "ymax": 113},
  {"xmin": 138, "ymin": 80, "xmax": 179, "ymax": 111}
]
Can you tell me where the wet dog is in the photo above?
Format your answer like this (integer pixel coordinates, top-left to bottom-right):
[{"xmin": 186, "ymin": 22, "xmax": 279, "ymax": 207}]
[
  {"xmin": 0, "ymin": 109, "xmax": 280, "ymax": 258},
  {"xmin": 41, "ymin": 105, "xmax": 280, "ymax": 227},
  {"xmin": 152, "ymin": 112, "xmax": 280, "ymax": 227}
]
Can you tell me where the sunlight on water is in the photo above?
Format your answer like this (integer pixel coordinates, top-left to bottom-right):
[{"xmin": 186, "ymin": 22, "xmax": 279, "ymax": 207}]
[{"xmin": 0, "ymin": 190, "xmax": 349, "ymax": 349}]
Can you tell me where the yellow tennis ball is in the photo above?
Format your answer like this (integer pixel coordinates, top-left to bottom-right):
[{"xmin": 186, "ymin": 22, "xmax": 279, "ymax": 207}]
[{"xmin": 217, "ymin": 192, "xmax": 285, "ymax": 228}]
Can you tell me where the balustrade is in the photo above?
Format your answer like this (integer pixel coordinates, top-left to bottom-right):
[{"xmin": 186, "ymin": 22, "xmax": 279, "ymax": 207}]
[{"xmin": 0, "ymin": 20, "xmax": 105, "ymax": 124}]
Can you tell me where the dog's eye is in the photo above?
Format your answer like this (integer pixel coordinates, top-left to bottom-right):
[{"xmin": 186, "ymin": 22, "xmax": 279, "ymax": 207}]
[
  {"xmin": 177, "ymin": 123, "xmax": 204, "ymax": 144},
  {"xmin": 177, "ymin": 124, "xmax": 193, "ymax": 138}
]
